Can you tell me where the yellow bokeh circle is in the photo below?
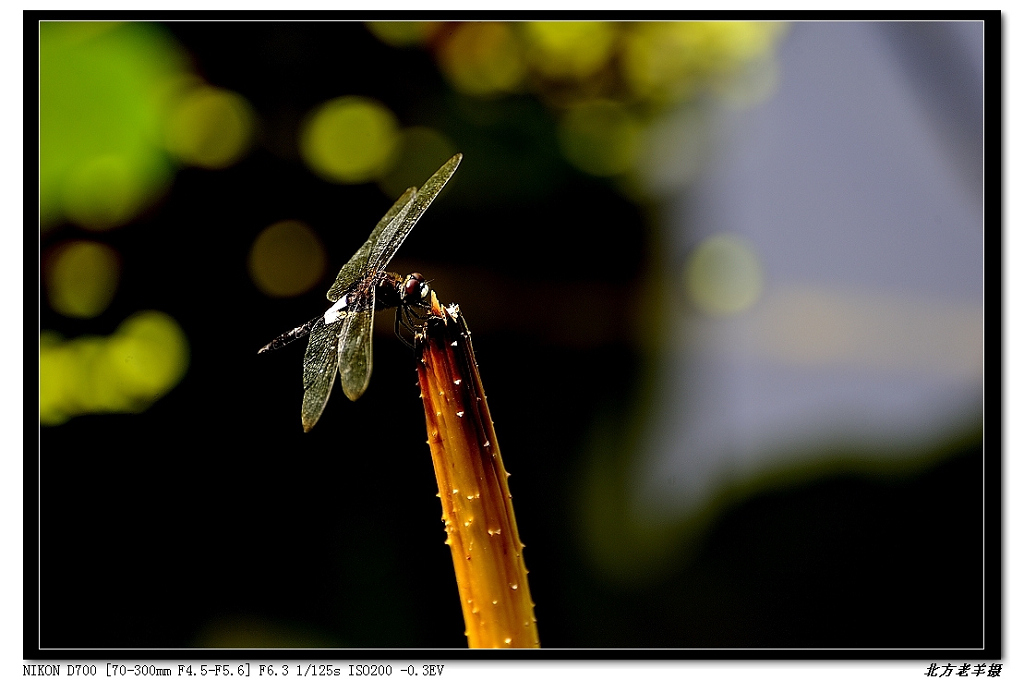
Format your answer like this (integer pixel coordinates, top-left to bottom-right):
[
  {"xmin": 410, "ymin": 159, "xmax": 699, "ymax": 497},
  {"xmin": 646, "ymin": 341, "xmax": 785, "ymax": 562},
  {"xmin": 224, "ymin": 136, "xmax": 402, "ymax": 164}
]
[
  {"xmin": 365, "ymin": 21, "xmax": 442, "ymax": 48},
  {"xmin": 105, "ymin": 310, "xmax": 190, "ymax": 402},
  {"xmin": 299, "ymin": 96, "xmax": 401, "ymax": 184},
  {"xmin": 558, "ymin": 100, "xmax": 642, "ymax": 177},
  {"xmin": 165, "ymin": 85, "xmax": 255, "ymax": 169},
  {"xmin": 438, "ymin": 22, "xmax": 527, "ymax": 97},
  {"xmin": 45, "ymin": 240, "xmax": 121, "ymax": 319},
  {"xmin": 684, "ymin": 233, "xmax": 764, "ymax": 316},
  {"xmin": 522, "ymin": 21, "xmax": 616, "ymax": 80},
  {"xmin": 248, "ymin": 220, "xmax": 328, "ymax": 297}
]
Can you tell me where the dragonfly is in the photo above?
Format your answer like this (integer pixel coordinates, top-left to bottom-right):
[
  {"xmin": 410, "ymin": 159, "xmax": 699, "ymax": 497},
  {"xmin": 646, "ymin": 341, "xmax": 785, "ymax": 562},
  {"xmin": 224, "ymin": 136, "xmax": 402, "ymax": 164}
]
[{"xmin": 259, "ymin": 153, "xmax": 462, "ymax": 432}]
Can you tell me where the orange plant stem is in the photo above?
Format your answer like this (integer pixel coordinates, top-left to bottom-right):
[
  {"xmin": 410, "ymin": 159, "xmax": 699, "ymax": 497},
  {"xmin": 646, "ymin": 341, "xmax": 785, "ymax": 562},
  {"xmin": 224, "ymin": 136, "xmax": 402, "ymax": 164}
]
[{"xmin": 416, "ymin": 294, "xmax": 539, "ymax": 648}]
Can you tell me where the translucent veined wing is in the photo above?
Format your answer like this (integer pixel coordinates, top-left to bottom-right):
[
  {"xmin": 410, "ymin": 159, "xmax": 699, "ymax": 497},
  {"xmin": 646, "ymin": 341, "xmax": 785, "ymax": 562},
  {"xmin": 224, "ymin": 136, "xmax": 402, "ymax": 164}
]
[
  {"xmin": 326, "ymin": 187, "xmax": 417, "ymax": 303},
  {"xmin": 337, "ymin": 286, "xmax": 377, "ymax": 402},
  {"xmin": 301, "ymin": 316, "xmax": 344, "ymax": 432},
  {"xmin": 286, "ymin": 154, "xmax": 463, "ymax": 430},
  {"xmin": 364, "ymin": 153, "xmax": 462, "ymax": 276}
]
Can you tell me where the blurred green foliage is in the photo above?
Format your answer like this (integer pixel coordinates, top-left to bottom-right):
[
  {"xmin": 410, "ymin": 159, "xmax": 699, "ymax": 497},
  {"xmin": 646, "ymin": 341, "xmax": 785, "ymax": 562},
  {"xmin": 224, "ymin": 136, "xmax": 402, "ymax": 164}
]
[
  {"xmin": 40, "ymin": 22, "xmax": 186, "ymax": 230},
  {"xmin": 367, "ymin": 21, "xmax": 787, "ymax": 190},
  {"xmin": 40, "ymin": 311, "xmax": 190, "ymax": 426},
  {"xmin": 40, "ymin": 22, "xmax": 258, "ymax": 424}
]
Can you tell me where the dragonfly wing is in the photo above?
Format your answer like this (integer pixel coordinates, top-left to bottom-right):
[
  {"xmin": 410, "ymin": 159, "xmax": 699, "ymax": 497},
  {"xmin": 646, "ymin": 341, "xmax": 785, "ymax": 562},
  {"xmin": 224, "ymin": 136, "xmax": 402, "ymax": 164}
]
[
  {"xmin": 301, "ymin": 316, "xmax": 343, "ymax": 432},
  {"xmin": 327, "ymin": 187, "xmax": 417, "ymax": 302},
  {"xmin": 338, "ymin": 287, "xmax": 376, "ymax": 402},
  {"xmin": 365, "ymin": 153, "xmax": 462, "ymax": 274},
  {"xmin": 294, "ymin": 154, "xmax": 462, "ymax": 427}
]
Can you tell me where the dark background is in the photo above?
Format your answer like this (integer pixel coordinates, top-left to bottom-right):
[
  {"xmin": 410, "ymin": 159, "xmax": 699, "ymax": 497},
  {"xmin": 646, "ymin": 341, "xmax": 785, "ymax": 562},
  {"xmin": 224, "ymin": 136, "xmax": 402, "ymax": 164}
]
[{"xmin": 34, "ymin": 19, "xmax": 994, "ymax": 653}]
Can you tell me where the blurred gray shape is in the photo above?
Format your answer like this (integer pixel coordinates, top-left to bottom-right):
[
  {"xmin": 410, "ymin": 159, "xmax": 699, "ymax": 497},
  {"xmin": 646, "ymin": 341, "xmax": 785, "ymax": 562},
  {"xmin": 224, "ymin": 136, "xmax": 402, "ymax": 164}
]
[{"xmin": 641, "ymin": 21, "xmax": 985, "ymax": 513}]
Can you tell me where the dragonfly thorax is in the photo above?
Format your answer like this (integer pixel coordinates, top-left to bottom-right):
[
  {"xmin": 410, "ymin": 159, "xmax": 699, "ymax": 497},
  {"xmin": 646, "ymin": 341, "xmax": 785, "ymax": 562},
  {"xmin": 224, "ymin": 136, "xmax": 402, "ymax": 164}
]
[{"xmin": 372, "ymin": 271, "xmax": 429, "ymax": 311}]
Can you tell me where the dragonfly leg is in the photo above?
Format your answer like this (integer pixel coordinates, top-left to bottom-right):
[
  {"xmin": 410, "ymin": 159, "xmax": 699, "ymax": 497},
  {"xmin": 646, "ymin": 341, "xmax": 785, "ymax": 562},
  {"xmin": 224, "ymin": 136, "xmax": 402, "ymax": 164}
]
[
  {"xmin": 394, "ymin": 304, "xmax": 431, "ymax": 349},
  {"xmin": 394, "ymin": 307, "xmax": 416, "ymax": 349}
]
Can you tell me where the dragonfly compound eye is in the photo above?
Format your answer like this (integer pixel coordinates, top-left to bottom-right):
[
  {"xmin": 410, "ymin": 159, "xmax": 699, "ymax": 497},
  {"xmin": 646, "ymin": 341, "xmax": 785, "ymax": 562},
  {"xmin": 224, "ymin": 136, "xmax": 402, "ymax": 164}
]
[{"xmin": 404, "ymin": 272, "xmax": 429, "ymax": 302}]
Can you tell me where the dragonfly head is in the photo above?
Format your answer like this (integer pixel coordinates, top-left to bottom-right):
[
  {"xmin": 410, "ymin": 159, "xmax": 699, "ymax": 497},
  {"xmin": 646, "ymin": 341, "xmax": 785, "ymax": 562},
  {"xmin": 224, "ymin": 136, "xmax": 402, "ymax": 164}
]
[{"xmin": 402, "ymin": 272, "xmax": 430, "ymax": 306}]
